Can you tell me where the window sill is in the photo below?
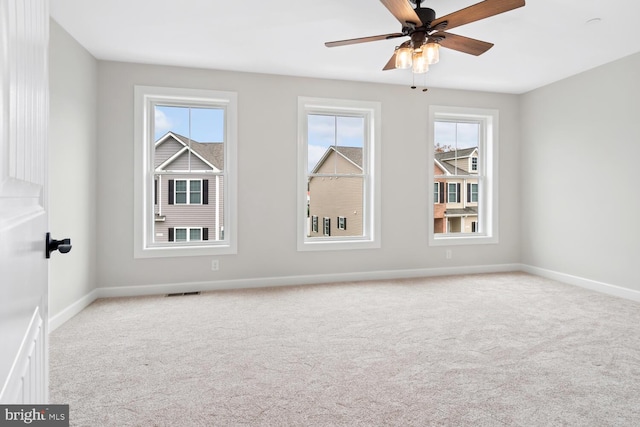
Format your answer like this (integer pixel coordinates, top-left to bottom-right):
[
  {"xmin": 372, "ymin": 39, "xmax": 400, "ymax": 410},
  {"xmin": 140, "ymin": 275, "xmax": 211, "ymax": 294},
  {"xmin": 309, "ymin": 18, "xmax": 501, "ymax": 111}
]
[
  {"xmin": 429, "ymin": 233, "xmax": 498, "ymax": 247},
  {"xmin": 298, "ymin": 238, "xmax": 380, "ymax": 252},
  {"xmin": 134, "ymin": 243, "xmax": 236, "ymax": 258}
]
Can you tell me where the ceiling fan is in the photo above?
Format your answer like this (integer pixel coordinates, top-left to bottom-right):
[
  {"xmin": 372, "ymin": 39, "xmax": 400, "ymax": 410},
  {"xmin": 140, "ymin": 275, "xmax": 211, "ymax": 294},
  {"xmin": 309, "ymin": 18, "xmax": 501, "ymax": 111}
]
[{"xmin": 325, "ymin": 0, "xmax": 526, "ymax": 79}]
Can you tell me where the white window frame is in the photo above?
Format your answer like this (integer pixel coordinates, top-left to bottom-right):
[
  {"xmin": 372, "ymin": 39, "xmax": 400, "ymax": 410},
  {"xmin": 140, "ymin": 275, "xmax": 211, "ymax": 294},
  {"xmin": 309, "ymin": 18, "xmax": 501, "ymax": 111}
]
[
  {"xmin": 134, "ymin": 86, "xmax": 238, "ymax": 258},
  {"xmin": 297, "ymin": 97, "xmax": 381, "ymax": 251},
  {"xmin": 428, "ymin": 106, "xmax": 499, "ymax": 246}
]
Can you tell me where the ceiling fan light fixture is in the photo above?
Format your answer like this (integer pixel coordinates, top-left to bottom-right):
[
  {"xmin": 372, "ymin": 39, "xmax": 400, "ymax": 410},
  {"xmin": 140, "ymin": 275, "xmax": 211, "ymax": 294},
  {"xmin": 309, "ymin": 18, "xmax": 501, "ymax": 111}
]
[
  {"xmin": 395, "ymin": 46, "xmax": 413, "ymax": 69},
  {"xmin": 423, "ymin": 42, "xmax": 440, "ymax": 65},
  {"xmin": 412, "ymin": 50, "xmax": 429, "ymax": 74}
]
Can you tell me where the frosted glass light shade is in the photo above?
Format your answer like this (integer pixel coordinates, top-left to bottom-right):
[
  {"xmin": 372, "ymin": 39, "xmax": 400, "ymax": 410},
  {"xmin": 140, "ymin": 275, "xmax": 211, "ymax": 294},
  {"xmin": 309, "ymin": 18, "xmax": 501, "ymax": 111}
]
[
  {"xmin": 395, "ymin": 47, "xmax": 413, "ymax": 69},
  {"xmin": 412, "ymin": 51, "xmax": 429, "ymax": 74},
  {"xmin": 423, "ymin": 42, "xmax": 440, "ymax": 65}
]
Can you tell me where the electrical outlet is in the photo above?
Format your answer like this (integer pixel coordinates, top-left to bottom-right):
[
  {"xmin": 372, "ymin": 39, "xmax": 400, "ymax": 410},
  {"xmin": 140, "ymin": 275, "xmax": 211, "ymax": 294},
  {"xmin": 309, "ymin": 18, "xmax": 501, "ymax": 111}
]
[
  {"xmin": 445, "ymin": 249, "xmax": 452, "ymax": 260},
  {"xmin": 211, "ymin": 259, "xmax": 219, "ymax": 271}
]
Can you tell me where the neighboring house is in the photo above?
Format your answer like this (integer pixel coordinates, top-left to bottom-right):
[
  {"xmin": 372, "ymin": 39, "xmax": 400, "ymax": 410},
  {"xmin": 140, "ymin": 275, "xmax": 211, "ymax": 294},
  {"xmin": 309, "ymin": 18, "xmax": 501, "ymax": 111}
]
[
  {"xmin": 153, "ymin": 132, "xmax": 224, "ymax": 242},
  {"xmin": 308, "ymin": 145, "xmax": 479, "ymax": 237},
  {"xmin": 434, "ymin": 147, "xmax": 479, "ymax": 234},
  {"xmin": 307, "ymin": 146, "xmax": 363, "ymax": 237}
]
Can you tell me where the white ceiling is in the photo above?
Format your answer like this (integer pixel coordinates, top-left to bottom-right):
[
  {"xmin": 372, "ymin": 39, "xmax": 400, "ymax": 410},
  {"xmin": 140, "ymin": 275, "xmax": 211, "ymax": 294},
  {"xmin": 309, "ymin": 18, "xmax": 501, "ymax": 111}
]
[{"xmin": 50, "ymin": 0, "xmax": 640, "ymax": 94}]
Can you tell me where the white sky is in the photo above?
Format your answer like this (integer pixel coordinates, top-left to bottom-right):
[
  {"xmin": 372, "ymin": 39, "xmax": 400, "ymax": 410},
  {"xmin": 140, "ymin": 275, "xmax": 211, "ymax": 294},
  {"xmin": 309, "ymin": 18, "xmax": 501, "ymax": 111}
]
[{"xmin": 434, "ymin": 121, "xmax": 479, "ymax": 150}]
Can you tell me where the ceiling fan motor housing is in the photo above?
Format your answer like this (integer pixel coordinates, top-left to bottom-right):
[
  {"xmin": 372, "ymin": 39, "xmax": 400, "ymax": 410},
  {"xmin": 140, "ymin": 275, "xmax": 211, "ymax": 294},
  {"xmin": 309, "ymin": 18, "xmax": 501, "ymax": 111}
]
[
  {"xmin": 415, "ymin": 7, "xmax": 436, "ymax": 26},
  {"xmin": 406, "ymin": 7, "xmax": 436, "ymax": 48}
]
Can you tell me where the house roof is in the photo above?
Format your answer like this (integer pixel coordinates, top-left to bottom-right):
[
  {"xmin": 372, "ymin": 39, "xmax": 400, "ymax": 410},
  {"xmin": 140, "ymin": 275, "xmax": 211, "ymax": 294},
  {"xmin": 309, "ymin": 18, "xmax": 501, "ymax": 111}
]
[
  {"xmin": 156, "ymin": 132, "xmax": 224, "ymax": 170},
  {"xmin": 445, "ymin": 207, "xmax": 478, "ymax": 217},
  {"xmin": 434, "ymin": 148, "xmax": 478, "ymax": 176},
  {"xmin": 435, "ymin": 147, "xmax": 477, "ymax": 161},
  {"xmin": 334, "ymin": 147, "xmax": 362, "ymax": 168},
  {"xmin": 311, "ymin": 146, "xmax": 363, "ymax": 174}
]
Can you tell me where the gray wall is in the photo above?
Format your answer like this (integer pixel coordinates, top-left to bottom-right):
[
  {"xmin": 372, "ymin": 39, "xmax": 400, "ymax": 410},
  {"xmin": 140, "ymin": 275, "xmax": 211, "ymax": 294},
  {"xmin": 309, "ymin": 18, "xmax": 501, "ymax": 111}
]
[
  {"xmin": 96, "ymin": 62, "xmax": 521, "ymax": 289},
  {"xmin": 48, "ymin": 20, "xmax": 98, "ymax": 316},
  {"xmin": 521, "ymin": 52, "xmax": 640, "ymax": 290}
]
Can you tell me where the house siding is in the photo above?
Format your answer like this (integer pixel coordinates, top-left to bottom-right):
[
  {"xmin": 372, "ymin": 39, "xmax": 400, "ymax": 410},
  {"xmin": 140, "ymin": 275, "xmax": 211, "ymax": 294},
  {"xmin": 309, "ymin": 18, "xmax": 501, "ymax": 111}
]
[
  {"xmin": 155, "ymin": 138, "xmax": 184, "ymax": 168},
  {"xmin": 154, "ymin": 174, "xmax": 224, "ymax": 242},
  {"xmin": 434, "ymin": 152, "xmax": 478, "ymax": 234},
  {"xmin": 152, "ymin": 133, "xmax": 226, "ymax": 243},
  {"xmin": 308, "ymin": 150, "xmax": 363, "ymax": 237},
  {"xmin": 309, "ymin": 176, "xmax": 363, "ymax": 237},
  {"xmin": 168, "ymin": 151, "xmax": 210, "ymax": 171}
]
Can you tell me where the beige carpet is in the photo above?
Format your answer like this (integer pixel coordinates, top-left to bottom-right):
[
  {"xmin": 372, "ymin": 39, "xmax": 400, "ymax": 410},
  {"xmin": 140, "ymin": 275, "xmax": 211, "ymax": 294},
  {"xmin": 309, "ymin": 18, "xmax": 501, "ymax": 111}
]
[{"xmin": 49, "ymin": 272, "xmax": 640, "ymax": 426}]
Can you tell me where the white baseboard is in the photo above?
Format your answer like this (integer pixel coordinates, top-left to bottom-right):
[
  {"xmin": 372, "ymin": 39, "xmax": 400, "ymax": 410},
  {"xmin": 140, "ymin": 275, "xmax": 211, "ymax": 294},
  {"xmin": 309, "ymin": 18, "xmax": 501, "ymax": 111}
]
[
  {"xmin": 95, "ymin": 263, "xmax": 522, "ymax": 299},
  {"xmin": 49, "ymin": 289, "xmax": 99, "ymax": 332},
  {"xmin": 521, "ymin": 264, "xmax": 640, "ymax": 302}
]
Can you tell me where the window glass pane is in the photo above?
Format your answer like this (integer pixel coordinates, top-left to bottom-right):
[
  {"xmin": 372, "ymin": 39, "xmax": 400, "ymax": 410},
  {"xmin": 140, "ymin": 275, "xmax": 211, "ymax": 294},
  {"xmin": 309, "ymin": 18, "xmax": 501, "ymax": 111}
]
[
  {"xmin": 175, "ymin": 228, "xmax": 187, "ymax": 241},
  {"xmin": 152, "ymin": 105, "xmax": 225, "ymax": 244},
  {"xmin": 190, "ymin": 180, "xmax": 201, "ymax": 204},
  {"xmin": 307, "ymin": 114, "xmax": 364, "ymax": 175},
  {"xmin": 175, "ymin": 180, "xmax": 187, "ymax": 204},
  {"xmin": 448, "ymin": 183, "xmax": 455, "ymax": 202},
  {"xmin": 471, "ymin": 183, "xmax": 478, "ymax": 202},
  {"xmin": 189, "ymin": 228, "xmax": 201, "ymax": 241},
  {"xmin": 434, "ymin": 120, "xmax": 480, "ymax": 235},
  {"xmin": 306, "ymin": 112, "xmax": 366, "ymax": 240}
]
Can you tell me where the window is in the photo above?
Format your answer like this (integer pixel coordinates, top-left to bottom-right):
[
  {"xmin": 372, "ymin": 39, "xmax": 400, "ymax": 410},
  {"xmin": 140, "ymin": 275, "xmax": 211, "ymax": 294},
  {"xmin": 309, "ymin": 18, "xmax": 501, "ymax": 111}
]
[
  {"xmin": 297, "ymin": 97, "xmax": 381, "ymax": 250},
  {"xmin": 337, "ymin": 216, "xmax": 347, "ymax": 230},
  {"xmin": 468, "ymin": 183, "xmax": 478, "ymax": 203},
  {"xmin": 429, "ymin": 106, "xmax": 498, "ymax": 245},
  {"xmin": 447, "ymin": 183, "xmax": 460, "ymax": 203},
  {"xmin": 169, "ymin": 227, "xmax": 205, "ymax": 242},
  {"xmin": 171, "ymin": 179, "xmax": 202, "ymax": 205},
  {"xmin": 134, "ymin": 86, "xmax": 237, "ymax": 257}
]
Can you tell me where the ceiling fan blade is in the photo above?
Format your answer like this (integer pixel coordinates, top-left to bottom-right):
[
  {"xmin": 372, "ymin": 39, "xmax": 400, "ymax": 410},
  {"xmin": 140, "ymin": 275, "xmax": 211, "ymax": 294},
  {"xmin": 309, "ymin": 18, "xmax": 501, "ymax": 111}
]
[
  {"xmin": 383, "ymin": 52, "xmax": 397, "ymax": 70},
  {"xmin": 325, "ymin": 33, "xmax": 404, "ymax": 48},
  {"xmin": 380, "ymin": 0, "xmax": 422, "ymax": 26},
  {"xmin": 431, "ymin": 0, "xmax": 525, "ymax": 32},
  {"xmin": 433, "ymin": 32, "xmax": 494, "ymax": 56}
]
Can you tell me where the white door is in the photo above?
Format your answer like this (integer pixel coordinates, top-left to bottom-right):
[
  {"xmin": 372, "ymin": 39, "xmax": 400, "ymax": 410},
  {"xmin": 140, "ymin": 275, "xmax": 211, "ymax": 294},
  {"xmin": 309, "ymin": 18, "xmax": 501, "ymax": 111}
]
[{"xmin": 0, "ymin": 0, "xmax": 50, "ymax": 403}]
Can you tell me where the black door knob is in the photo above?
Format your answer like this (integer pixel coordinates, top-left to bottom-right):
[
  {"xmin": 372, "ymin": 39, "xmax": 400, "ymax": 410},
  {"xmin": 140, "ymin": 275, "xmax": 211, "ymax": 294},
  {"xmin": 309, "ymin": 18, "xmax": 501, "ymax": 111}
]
[{"xmin": 46, "ymin": 232, "xmax": 72, "ymax": 258}]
